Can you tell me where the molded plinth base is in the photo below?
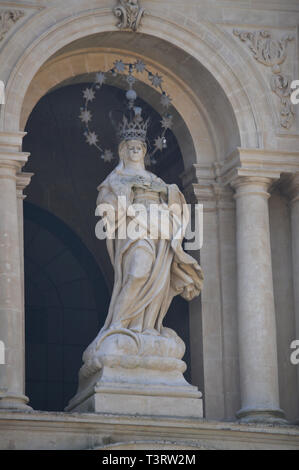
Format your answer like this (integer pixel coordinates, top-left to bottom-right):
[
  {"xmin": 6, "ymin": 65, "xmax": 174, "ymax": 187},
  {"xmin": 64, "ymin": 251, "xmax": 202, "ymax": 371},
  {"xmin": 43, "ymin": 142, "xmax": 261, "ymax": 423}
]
[
  {"xmin": 66, "ymin": 328, "xmax": 203, "ymax": 418},
  {"xmin": 236, "ymin": 407, "xmax": 287, "ymax": 425},
  {"xmin": 66, "ymin": 381, "xmax": 203, "ymax": 418},
  {"xmin": 0, "ymin": 394, "xmax": 32, "ymax": 411}
]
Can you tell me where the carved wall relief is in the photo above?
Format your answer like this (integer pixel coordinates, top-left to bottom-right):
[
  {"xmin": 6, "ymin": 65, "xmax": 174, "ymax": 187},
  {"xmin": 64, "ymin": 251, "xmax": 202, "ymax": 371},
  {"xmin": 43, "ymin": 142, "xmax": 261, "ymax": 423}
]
[
  {"xmin": 113, "ymin": 0, "xmax": 145, "ymax": 32},
  {"xmin": 233, "ymin": 29, "xmax": 294, "ymax": 129},
  {"xmin": 0, "ymin": 9, "xmax": 24, "ymax": 42}
]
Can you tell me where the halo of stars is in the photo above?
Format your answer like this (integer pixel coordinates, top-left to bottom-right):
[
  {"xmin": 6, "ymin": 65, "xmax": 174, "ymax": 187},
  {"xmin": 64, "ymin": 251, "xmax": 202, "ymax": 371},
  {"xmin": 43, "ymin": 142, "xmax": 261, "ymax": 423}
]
[{"xmin": 79, "ymin": 59, "xmax": 173, "ymax": 165}]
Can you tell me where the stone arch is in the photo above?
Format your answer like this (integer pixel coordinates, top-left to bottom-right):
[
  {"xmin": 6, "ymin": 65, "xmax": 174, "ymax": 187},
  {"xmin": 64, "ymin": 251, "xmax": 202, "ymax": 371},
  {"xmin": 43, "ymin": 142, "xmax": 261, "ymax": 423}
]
[
  {"xmin": 20, "ymin": 45, "xmax": 214, "ymax": 171},
  {"xmin": 0, "ymin": 4, "xmax": 275, "ymax": 161}
]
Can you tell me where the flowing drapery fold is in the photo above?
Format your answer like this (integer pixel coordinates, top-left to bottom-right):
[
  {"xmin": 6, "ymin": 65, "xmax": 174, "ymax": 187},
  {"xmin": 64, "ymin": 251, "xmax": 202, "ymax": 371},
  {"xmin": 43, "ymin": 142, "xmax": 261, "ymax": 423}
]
[{"xmin": 96, "ymin": 165, "xmax": 203, "ymax": 334}]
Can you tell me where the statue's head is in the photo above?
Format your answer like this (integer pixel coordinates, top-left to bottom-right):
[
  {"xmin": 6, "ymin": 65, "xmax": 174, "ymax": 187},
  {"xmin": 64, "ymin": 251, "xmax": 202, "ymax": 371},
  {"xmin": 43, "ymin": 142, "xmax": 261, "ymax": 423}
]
[{"xmin": 118, "ymin": 139, "xmax": 147, "ymax": 166}]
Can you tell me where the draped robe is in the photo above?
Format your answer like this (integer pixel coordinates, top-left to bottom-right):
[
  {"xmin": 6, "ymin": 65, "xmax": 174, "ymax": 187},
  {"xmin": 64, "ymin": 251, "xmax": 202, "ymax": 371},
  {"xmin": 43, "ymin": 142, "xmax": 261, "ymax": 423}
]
[{"xmin": 96, "ymin": 164, "xmax": 203, "ymax": 335}]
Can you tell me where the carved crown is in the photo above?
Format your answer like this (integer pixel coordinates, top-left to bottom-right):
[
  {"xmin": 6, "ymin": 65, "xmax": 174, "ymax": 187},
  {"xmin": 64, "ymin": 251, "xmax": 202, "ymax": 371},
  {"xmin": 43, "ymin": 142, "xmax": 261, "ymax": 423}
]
[{"xmin": 117, "ymin": 114, "xmax": 149, "ymax": 143}]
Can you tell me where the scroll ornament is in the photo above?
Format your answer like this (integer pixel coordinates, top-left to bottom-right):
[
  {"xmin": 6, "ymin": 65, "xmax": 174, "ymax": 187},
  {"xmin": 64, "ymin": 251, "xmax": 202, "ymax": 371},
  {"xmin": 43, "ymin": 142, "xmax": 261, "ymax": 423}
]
[
  {"xmin": 233, "ymin": 29, "xmax": 294, "ymax": 129},
  {"xmin": 113, "ymin": 0, "xmax": 145, "ymax": 32},
  {"xmin": 0, "ymin": 9, "xmax": 24, "ymax": 42}
]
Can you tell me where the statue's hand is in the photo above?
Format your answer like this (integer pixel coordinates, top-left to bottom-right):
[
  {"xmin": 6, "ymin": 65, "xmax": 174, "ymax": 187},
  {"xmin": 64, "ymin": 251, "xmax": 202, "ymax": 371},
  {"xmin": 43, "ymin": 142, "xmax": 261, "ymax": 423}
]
[
  {"xmin": 150, "ymin": 181, "xmax": 168, "ymax": 196},
  {"xmin": 134, "ymin": 175, "xmax": 151, "ymax": 187},
  {"xmin": 122, "ymin": 175, "xmax": 168, "ymax": 196},
  {"xmin": 120, "ymin": 175, "xmax": 149, "ymax": 188}
]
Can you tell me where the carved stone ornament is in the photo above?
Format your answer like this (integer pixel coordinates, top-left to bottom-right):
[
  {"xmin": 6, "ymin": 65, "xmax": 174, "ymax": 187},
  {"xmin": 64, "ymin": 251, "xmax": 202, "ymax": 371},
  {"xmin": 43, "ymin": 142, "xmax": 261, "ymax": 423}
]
[
  {"xmin": 113, "ymin": 0, "xmax": 145, "ymax": 32},
  {"xmin": 234, "ymin": 29, "xmax": 294, "ymax": 129},
  {"xmin": 0, "ymin": 9, "xmax": 24, "ymax": 42}
]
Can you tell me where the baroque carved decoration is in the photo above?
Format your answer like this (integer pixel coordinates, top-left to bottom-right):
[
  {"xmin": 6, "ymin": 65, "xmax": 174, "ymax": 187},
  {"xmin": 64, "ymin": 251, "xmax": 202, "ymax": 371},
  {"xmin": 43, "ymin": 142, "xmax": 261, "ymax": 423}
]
[
  {"xmin": 113, "ymin": 0, "xmax": 145, "ymax": 32},
  {"xmin": 0, "ymin": 9, "xmax": 24, "ymax": 42},
  {"xmin": 233, "ymin": 29, "xmax": 294, "ymax": 129}
]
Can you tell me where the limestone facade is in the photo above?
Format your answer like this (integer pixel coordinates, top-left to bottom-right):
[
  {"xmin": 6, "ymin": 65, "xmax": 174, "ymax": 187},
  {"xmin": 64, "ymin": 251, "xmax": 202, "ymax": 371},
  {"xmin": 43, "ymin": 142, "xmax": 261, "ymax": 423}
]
[{"xmin": 0, "ymin": 0, "xmax": 299, "ymax": 449}]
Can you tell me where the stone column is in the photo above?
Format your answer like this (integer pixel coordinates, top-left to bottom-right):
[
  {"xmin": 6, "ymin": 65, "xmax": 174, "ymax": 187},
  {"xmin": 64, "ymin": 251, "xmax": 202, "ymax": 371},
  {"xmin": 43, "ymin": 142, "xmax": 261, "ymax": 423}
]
[
  {"xmin": 0, "ymin": 132, "xmax": 31, "ymax": 410},
  {"xmin": 287, "ymin": 174, "xmax": 299, "ymax": 403},
  {"xmin": 16, "ymin": 172, "xmax": 34, "ymax": 393},
  {"xmin": 231, "ymin": 175, "xmax": 285, "ymax": 423}
]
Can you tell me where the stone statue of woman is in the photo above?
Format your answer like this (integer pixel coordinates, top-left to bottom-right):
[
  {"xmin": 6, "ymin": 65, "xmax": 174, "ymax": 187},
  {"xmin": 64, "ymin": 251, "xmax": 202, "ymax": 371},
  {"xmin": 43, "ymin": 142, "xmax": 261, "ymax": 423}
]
[
  {"xmin": 66, "ymin": 116, "xmax": 204, "ymax": 416},
  {"xmin": 95, "ymin": 138, "xmax": 203, "ymax": 335}
]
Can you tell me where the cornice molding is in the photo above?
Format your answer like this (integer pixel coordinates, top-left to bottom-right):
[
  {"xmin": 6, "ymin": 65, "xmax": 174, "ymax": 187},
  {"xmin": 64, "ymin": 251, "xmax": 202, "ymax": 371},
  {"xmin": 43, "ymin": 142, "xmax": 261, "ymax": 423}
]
[
  {"xmin": 193, "ymin": 149, "xmax": 299, "ymax": 202},
  {"xmin": 219, "ymin": 148, "xmax": 299, "ymax": 186},
  {"xmin": 193, "ymin": 163, "xmax": 235, "ymax": 210},
  {"xmin": 0, "ymin": 132, "xmax": 29, "ymax": 167}
]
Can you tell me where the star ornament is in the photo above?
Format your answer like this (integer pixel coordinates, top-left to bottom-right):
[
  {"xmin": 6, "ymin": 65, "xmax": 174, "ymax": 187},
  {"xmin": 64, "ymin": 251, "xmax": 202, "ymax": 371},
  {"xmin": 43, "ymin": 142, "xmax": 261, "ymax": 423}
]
[
  {"xmin": 101, "ymin": 149, "xmax": 114, "ymax": 163},
  {"xmin": 135, "ymin": 60, "xmax": 146, "ymax": 73},
  {"xmin": 95, "ymin": 72, "xmax": 106, "ymax": 85},
  {"xmin": 83, "ymin": 88, "xmax": 95, "ymax": 102},
  {"xmin": 161, "ymin": 93, "xmax": 172, "ymax": 108},
  {"xmin": 114, "ymin": 59, "xmax": 125, "ymax": 73},
  {"xmin": 161, "ymin": 115, "xmax": 173, "ymax": 130},
  {"xmin": 150, "ymin": 73, "xmax": 163, "ymax": 88},
  {"xmin": 79, "ymin": 109, "xmax": 92, "ymax": 124},
  {"xmin": 86, "ymin": 132, "xmax": 98, "ymax": 146},
  {"xmin": 154, "ymin": 136, "xmax": 164, "ymax": 151}
]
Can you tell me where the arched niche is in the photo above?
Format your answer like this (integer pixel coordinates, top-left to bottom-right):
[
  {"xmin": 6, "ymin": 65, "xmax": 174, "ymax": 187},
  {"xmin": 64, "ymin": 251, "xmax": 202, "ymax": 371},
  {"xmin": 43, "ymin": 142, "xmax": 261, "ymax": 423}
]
[{"xmin": 23, "ymin": 82, "xmax": 193, "ymax": 411}]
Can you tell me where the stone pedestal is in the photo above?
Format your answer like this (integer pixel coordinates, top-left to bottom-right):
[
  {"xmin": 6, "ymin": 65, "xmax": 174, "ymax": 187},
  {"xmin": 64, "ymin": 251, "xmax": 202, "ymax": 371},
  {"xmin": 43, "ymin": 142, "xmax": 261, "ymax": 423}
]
[{"xmin": 66, "ymin": 327, "xmax": 203, "ymax": 418}]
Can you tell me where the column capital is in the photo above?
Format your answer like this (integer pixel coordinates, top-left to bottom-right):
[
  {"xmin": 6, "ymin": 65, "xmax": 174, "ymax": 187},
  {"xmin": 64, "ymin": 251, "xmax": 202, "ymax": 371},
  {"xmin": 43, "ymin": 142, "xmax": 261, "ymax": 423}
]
[
  {"xmin": 230, "ymin": 175, "xmax": 275, "ymax": 199},
  {"xmin": 219, "ymin": 147, "xmax": 286, "ymax": 189},
  {"xmin": 0, "ymin": 131, "xmax": 30, "ymax": 171},
  {"xmin": 16, "ymin": 171, "xmax": 34, "ymax": 199}
]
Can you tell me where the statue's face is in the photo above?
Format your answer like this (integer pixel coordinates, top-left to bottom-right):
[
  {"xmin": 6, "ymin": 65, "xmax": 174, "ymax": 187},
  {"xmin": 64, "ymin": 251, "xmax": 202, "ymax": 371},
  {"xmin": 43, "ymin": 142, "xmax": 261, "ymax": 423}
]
[{"xmin": 125, "ymin": 140, "xmax": 146, "ymax": 163}]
